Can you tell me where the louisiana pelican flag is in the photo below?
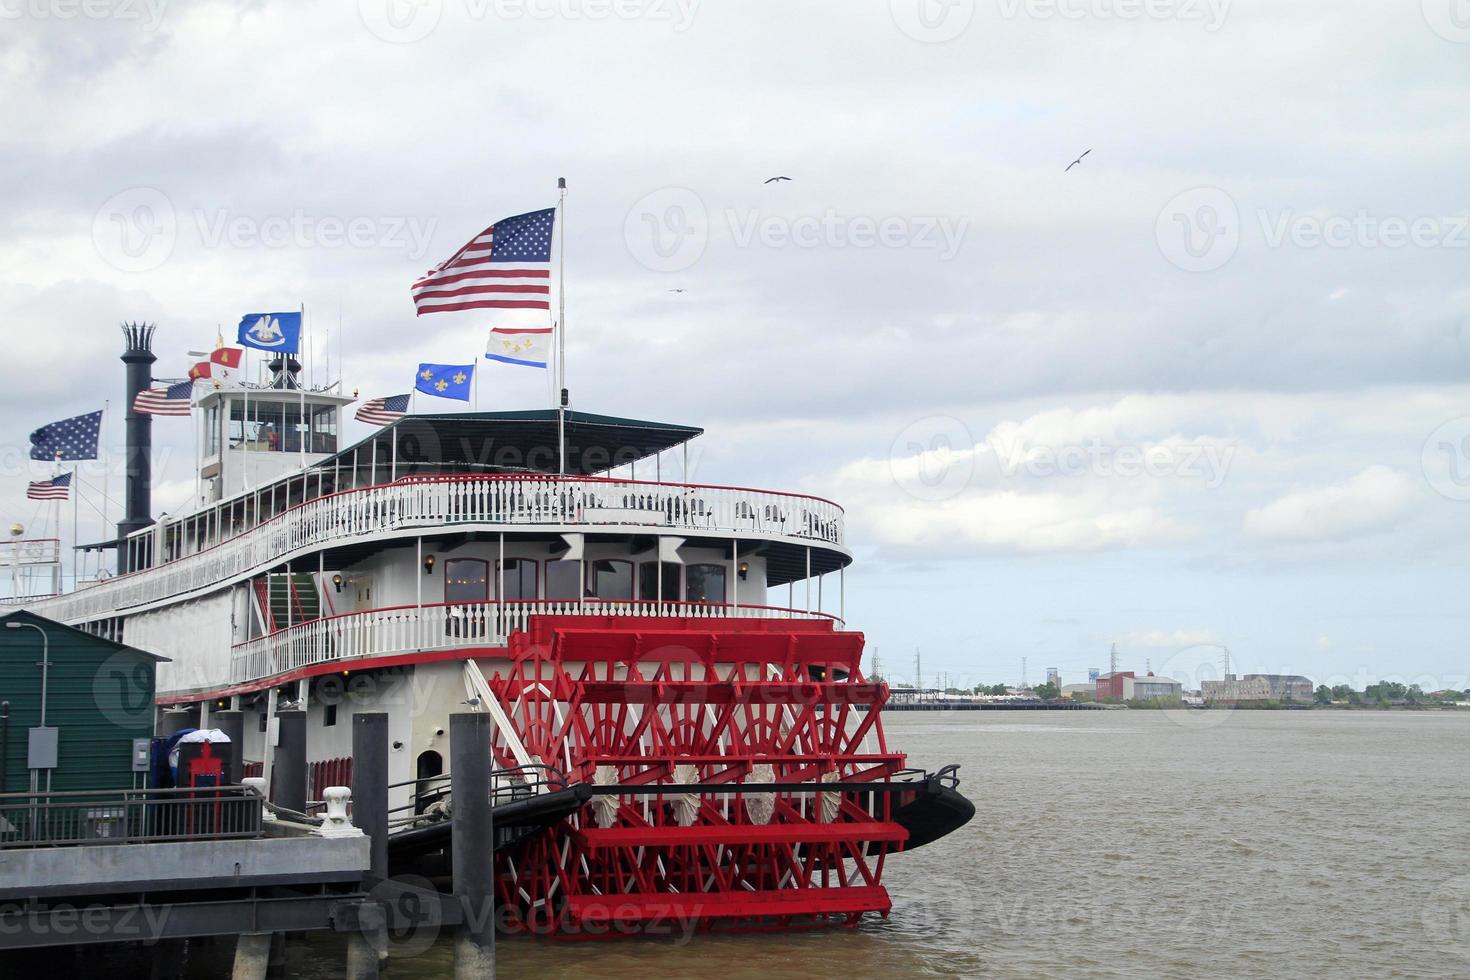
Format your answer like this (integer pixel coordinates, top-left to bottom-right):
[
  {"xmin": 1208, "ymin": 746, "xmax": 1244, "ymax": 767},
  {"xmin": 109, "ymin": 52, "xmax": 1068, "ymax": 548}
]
[
  {"xmin": 238, "ymin": 312, "xmax": 302, "ymax": 353},
  {"xmin": 485, "ymin": 327, "xmax": 551, "ymax": 368}
]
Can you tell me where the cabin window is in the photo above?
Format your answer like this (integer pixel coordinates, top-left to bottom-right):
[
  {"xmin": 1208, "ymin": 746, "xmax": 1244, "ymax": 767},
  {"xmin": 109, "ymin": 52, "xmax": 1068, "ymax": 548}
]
[
  {"xmin": 587, "ymin": 560, "xmax": 633, "ymax": 601},
  {"xmin": 685, "ymin": 563, "xmax": 726, "ymax": 604},
  {"xmin": 638, "ymin": 561, "xmax": 680, "ymax": 602},
  {"xmin": 545, "ymin": 560, "xmax": 581, "ymax": 600},
  {"xmin": 323, "ymin": 704, "xmax": 338, "ymax": 727},
  {"xmin": 499, "ymin": 558, "xmax": 538, "ymax": 601},
  {"xmin": 444, "ymin": 558, "xmax": 489, "ymax": 604}
]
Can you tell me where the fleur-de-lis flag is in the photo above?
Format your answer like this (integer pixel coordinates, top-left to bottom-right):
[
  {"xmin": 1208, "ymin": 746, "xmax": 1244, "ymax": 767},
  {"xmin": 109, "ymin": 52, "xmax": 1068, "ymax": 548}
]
[{"xmin": 414, "ymin": 363, "xmax": 474, "ymax": 401}]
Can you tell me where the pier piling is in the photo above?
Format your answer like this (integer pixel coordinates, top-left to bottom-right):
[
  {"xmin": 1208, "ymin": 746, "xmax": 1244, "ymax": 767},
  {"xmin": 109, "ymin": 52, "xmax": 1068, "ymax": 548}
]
[
  {"xmin": 273, "ymin": 709, "xmax": 307, "ymax": 814},
  {"xmin": 215, "ymin": 708, "xmax": 245, "ymax": 783},
  {"xmin": 346, "ymin": 712, "xmax": 389, "ymax": 980},
  {"xmin": 450, "ymin": 712, "xmax": 495, "ymax": 979},
  {"xmin": 230, "ymin": 932, "xmax": 272, "ymax": 980}
]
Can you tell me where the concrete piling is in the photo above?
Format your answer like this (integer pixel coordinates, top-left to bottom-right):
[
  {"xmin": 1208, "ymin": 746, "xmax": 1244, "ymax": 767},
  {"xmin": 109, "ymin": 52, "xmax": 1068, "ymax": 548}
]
[
  {"xmin": 450, "ymin": 712, "xmax": 495, "ymax": 979},
  {"xmin": 346, "ymin": 712, "xmax": 389, "ymax": 980},
  {"xmin": 273, "ymin": 709, "xmax": 307, "ymax": 813},
  {"xmin": 214, "ymin": 708, "xmax": 245, "ymax": 785},
  {"xmin": 230, "ymin": 933, "xmax": 271, "ymax": 980}
]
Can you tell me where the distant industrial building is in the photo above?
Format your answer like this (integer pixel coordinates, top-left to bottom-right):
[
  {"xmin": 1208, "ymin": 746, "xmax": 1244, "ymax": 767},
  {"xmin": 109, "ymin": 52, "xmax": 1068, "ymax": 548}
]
[
  {"xmin": 1060, "ymin": 683, "xmax": 1096, "ymax": 700},
  {"xmin": 1095, "ymin": 671, "xmax": 1132, "ymax": 700},
  {"xmin": 1123, "ymin": 674, "xmax": 1182, "ymax": 701},
  {"xmin": 1046, "ymin": 667, "xmax": 1061, "ymax": 689},
  {"xmin": 1244, "ymin": 674, "xmax": 1314, "ymax": 701},
  {"xmin": 1202, "ymin": 674, "xmax": 1314, "ymax": 704},
  {"xmin": 1096, "ymin": 671, "xmax": 1183, "ymax": 702}
]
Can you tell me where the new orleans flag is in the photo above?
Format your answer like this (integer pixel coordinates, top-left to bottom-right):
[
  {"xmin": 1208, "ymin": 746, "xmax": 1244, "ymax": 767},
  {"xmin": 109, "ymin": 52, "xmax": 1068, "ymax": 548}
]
[{"xmin": 485, "ymin": 327, "xmax": 550, "ymax": 369}]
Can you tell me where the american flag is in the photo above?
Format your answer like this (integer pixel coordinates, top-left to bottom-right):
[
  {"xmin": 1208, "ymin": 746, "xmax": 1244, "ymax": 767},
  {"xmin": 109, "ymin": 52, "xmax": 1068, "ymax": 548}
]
[
  {"xmin": 29, "ymin": 410, "xmax": 101, "ymax": 461},
  {"xmin": 27, "ymin": 472, "xmax": 71, "ymax": 501},
  {"xmin": 134, "ymin": 381, "xmax": 194, "ymax": 417},
  {"xmin": 355, "ymin": 393, "xmax": 410, "ymax": 426},
  {"xmin": 412, "ymin": 208, "xmax": 555, "ymax": 321}
]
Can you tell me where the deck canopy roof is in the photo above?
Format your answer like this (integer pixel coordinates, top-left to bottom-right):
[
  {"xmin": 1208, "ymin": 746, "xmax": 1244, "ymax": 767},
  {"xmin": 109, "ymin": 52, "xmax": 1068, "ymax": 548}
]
[{"xmin": 335, "ymin": 409, "xmax": 704, "ymax": 478}]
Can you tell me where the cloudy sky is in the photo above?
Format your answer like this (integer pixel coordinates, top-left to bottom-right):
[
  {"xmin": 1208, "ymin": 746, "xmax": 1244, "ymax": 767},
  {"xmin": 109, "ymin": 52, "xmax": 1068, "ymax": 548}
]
[{"xmin": 3, "ymin": 0, "xmax": 1468, "ymax": 691}]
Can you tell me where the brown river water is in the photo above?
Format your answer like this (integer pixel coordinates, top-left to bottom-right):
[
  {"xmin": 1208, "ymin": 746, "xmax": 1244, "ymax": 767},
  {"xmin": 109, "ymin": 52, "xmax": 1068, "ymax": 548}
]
[{"xmin": 59, "ymin": 710, "xmax": 1470, "ymax": 978}]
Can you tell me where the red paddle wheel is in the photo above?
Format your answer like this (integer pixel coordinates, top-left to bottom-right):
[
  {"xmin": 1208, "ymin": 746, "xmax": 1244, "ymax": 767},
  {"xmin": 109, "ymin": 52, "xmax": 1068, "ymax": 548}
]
[{"xmin": 483, "ymin": 614, "xmax": 908, "ymax": 937}]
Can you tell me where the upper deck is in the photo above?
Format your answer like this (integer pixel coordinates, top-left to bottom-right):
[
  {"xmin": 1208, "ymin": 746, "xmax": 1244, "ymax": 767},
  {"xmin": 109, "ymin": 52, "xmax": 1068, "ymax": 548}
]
[
  {"xmin": 21, "ymin": 471, "xmax": 847, "ymax": 626},
  {"xmin": 12, "ymin": 408, "xmax": 848, "ymax": 632}
]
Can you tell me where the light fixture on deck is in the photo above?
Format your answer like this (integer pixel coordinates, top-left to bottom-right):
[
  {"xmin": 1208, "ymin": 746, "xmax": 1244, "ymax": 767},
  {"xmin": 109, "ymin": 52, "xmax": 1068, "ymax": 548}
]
[
  {"xmin": 332, "ymin": 573, "xmax": 343, "ymax": 593},
  {"xmin": 423, "ymin": 554, "xmax": 436, "ymax": 575},
  {"xmin": 738, "ymin": 561, "xmax": 749, "ymax": 581}
]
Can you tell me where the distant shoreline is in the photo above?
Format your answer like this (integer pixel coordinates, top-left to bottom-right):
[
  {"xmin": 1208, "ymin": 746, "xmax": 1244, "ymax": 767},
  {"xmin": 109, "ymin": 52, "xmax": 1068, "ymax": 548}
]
[{"xmin": 880, "ymin": 701, "xmax": 1470, "ymax": 712}]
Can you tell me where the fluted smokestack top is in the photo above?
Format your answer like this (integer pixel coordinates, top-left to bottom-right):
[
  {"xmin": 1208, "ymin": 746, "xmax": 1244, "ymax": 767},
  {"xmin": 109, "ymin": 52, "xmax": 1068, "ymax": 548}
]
[{"xmin": 120, "ymin": 322, "xmax": 157, "ymax": 360}]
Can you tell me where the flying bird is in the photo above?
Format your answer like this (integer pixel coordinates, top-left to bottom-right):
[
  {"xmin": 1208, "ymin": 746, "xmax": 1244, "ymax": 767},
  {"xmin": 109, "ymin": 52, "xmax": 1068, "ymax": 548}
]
[
  {"xmin": 763, "ymin": 176, "xmax": 792, "ymax": 184},
  {"xmin": 1064, "ymin": 149, "xmax": 1092, "ymax": 173},
  {"xmin": 668, "ymin": 288, "xmax": 687, "ymax": 293}
]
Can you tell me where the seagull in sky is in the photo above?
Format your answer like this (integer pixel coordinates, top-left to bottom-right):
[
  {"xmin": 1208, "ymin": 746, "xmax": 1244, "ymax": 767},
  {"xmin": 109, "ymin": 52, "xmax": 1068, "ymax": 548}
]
[
  {"xmin": 668, "ymin": 288, "xmax": 687, "ymax": 293},
  {"xmin": 1064, "ymin": 149, "xmax": 1092, "ymax": 173},
  {"xmin": 763, "ymin": 176, "xmax": 792, "ymax": 184}
]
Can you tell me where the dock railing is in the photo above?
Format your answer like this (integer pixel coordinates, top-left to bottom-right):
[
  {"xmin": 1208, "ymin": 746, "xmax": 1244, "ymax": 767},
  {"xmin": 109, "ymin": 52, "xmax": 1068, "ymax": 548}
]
[{"xmin": 0, "ymin": 785, "xmax": 264, "ymax": 848}]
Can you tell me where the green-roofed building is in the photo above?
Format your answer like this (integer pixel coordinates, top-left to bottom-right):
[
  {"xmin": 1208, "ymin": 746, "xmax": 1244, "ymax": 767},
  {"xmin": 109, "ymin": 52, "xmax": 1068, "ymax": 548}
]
[{"xmin": 0, "ymin": 610, "xmax": 165, "ymax": 794}]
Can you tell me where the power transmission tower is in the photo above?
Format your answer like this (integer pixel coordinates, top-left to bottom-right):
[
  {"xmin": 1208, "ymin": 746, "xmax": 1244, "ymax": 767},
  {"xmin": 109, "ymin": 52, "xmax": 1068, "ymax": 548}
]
[
  {"xmin": 870, "ymin": 647, "xmax": 881, "ymax": 682},
  {"xmin": 1022, "ymin": 656, "xmax": 1028, "ymax": 689},
  {"xmin": 914, "ymin": 648, "xmax": 922, "ymax": 700},
  {"xmin": 1109, "ymin": 643, "xmax": 1119, "ymax": 674},
  {"xmin": 1221, "ymin": 645, "xmax": 1232, "ymax": 679}
]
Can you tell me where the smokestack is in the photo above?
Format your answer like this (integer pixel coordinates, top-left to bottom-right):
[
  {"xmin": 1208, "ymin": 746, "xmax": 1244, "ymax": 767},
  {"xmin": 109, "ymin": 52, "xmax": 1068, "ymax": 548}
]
[{"xmin": 119, "ymin": 323, "xmax": 157, "ymax": 569}]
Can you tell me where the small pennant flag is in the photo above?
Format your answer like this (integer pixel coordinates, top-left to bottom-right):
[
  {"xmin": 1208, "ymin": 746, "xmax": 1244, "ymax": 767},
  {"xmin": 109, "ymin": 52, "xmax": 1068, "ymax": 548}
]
[
  {"xmin": 485, "ymin": 327, "xmax": 551, "ymax": 368},
  {"xmin": 134, "ymin": 381, "xmax": 194, "ymax": 417},
  {"xmin": 27, "ymin": 472, "xmax": 71, "ymax": 501},
  {"xmin": 415, "ymin": 363, "xmax": 474, "ymax": 402},
  {"xmin": 356, "ymin": 394, "xmax": 410, "ymax": 426},
  {"xmin": 189, "ymin": 347, "xmax": 244, "ymax": 383}
]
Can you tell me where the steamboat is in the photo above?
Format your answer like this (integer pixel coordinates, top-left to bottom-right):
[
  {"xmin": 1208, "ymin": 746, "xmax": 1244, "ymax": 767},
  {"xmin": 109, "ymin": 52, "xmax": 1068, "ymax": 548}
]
[{"xmin": 4, "ymin": 318, "xmax": 973, "ymax": 936}]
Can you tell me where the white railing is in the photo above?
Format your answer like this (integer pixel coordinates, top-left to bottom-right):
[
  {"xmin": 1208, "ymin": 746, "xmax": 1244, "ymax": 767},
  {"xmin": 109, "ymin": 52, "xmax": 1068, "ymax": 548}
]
[
  {"xmin": 19, "ymin": 476, "xmax": 845, "ymax": 626},
  {"xmin": 229, "ymin": 599, "xmax": 839, "ymax": 685}
]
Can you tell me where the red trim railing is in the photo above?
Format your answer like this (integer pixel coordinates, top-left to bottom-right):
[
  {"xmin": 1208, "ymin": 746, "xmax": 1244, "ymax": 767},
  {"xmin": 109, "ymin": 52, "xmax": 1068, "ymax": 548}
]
[{"xmin": 229, "ymin": 599, "xmax": 840, "ymax": 686}]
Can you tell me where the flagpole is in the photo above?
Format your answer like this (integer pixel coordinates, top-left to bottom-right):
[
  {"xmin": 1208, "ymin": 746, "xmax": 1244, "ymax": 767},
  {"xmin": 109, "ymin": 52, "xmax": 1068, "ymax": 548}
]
[
  {"xmin": 101, "ymin": 399, "xmax": 111, "ymax": 574},
  {"xmin": 298, "ymin": 302, "xmax": 307, "ymax": 469},
  {"xmin": 71, "ymin": 468, "xmax": 78, "ymax": 592},
  {"xmin": 241, "ymin": 347, "xmax": 250, "ymax": 495},
  {"xmin": 556, "ymin": 176, "xmax": 567, "ymax": 476}
]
